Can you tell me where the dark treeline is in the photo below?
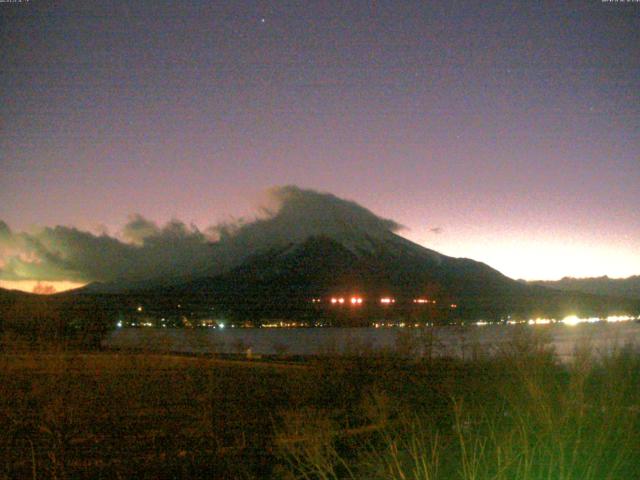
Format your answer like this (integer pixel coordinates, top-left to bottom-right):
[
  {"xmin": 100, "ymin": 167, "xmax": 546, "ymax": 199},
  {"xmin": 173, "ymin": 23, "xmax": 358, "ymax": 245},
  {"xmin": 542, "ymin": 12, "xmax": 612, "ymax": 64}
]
[
  {"xmin": 1, "ymin": 280, "xmax": 639, "ymax": 346},
  {"xmin": 0, "ymin": 289, "xmax": 111, "ymax": 349},
  {"xmin": 64, "ymin": 288, "xmax": 640, "ymax": 329}
]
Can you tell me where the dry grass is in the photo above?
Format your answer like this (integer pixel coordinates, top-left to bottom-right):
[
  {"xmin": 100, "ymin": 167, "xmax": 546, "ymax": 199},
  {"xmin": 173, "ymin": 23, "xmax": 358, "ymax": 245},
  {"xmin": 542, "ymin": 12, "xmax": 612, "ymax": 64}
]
[
  {"xmin": 0, "ymin": 351, "xmax": 312, "ymax": 479},
  {"xmin": 277, "ymin": 341, "xmax": 640, "ymax": 480},
  {"xmin": 1, "ymin": 330, "xmax": 639, "ymax": 479}
]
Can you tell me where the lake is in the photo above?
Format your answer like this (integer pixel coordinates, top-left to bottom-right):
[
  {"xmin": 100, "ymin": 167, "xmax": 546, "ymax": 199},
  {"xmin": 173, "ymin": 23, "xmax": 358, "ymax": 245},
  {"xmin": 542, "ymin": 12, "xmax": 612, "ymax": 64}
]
[{"xmin": 105, "ymin": 320, "xmax": 640, "ymax": 361}]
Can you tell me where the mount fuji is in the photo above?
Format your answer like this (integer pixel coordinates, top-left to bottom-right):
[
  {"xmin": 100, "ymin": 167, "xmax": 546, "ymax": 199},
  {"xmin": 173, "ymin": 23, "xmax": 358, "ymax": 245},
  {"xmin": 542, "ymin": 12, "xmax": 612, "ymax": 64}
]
[{"xmin": 70, "ymin": 187, "xmax": 638, "ymax": 324}]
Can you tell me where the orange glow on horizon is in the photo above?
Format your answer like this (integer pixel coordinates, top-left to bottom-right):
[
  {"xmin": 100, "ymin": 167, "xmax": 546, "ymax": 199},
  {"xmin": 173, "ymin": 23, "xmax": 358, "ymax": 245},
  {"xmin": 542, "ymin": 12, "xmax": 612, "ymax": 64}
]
[
  {"xmin": 0, "ymin": 280, "xmax": 86, "ymax": 294},
  {"xmin": 416, "ymin": 231, "xmax": 640, "ymax": 281}
]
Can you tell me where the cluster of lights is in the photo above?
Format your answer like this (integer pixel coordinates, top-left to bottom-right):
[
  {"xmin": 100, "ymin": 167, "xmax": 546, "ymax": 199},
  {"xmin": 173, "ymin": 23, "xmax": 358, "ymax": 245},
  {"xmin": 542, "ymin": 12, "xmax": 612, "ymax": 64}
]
[
  {"xmin": 528, "ymin": 318, "xmax": 552, "ymax": 325},
  {"xmin": 124, "ymin": 297, "xmax": 635, "ymax": 330},
  {"xmin": 413, "ymin": 298, "xmax": 436, "ymax": 304},
  {"xmin": 560, "ymin": 315, "xmax": 637, "ymax": 326},
  {"xmin": 557, "ymin": 315, "xmax": 637, "ymax": 326},
  {"xmin": 605, "ymin": 315, "xmax": 636, "ymax": 323},
  {"xmin": 199, "ymin": 320, "xmax": 219, "ymax": 328},
  {"xmin": 322, "ymin": 296, "xmax": 452, "ymax": 306},
  {"xmin": 262, "ymin": 321, "xmax": 308, "ymax": 328},
  {"xmin": 494, "ymin": 315, "xmax": 639, "ymax": 327},
  {"xmin": 374, "ymin": 321, "xmax": 406, "ymax": 328},
  {"xmin": 329, "ymin": 296, "xmax": 364, "ymax": 305},
  {"xmin": 373, "ymin": 322, "xmax": 434, "ymax": 328},
  {"xmin": 126, "ymin": 321, "xmax": 155, "ymax": 327}
]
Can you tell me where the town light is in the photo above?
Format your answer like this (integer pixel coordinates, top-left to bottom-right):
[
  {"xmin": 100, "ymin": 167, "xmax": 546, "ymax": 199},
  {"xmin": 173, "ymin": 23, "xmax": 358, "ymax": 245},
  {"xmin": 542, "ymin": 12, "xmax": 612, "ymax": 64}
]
[{"xmin": 562, "ymin": 315, "xmax": 580, "ymax": 326}]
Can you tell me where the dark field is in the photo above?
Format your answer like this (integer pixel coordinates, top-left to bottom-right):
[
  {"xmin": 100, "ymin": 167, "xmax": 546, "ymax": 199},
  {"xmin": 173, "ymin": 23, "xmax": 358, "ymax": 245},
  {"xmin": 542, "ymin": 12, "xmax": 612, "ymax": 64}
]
[{"xmin": 1, "ymin": 332, "xmax": 639, "ymax": 479}]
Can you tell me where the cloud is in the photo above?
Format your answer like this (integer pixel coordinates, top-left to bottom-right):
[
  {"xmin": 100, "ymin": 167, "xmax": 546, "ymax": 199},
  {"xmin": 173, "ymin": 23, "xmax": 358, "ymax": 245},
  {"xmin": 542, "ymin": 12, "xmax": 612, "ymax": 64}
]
[
  {"xmin": 0, "ymin": 219, "xmax": 214, "ymax": 284},
  {"xmin": 220, "ymin": 186, "xmax": 403, "ymax": 252},
  {"xmin": 429, "ymin": 227, "xmax": 443, "ymax": 234},
  {"xmin": 0, "ymin": 186, "xmax": 404, "ymax": 285},
  {"xmin": 121, "ymin": 214, "xmax": 160, "ymax": 245}
]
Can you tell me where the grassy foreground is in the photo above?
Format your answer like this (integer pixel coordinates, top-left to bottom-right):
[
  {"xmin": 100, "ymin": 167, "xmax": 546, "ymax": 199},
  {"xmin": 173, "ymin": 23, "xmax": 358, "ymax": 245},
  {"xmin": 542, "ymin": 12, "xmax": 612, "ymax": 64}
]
[{"xmin": 0, "ymin": 329, "xmax": 639, "ymax": 479}]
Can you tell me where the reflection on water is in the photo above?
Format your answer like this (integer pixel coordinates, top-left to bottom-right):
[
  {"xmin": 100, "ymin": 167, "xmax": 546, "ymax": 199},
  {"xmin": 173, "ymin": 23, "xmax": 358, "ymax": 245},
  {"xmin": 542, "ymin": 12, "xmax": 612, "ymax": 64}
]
[{"xmin": 105, "ymin": 321, "xmax": 640, "ymax": 360}]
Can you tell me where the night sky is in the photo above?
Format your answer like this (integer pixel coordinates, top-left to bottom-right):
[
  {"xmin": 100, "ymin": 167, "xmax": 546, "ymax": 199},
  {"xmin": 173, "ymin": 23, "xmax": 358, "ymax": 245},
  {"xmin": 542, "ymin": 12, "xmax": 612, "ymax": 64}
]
[{"xmin": 1, "ymin": 1, "xmax": 639, "ymax": 291}]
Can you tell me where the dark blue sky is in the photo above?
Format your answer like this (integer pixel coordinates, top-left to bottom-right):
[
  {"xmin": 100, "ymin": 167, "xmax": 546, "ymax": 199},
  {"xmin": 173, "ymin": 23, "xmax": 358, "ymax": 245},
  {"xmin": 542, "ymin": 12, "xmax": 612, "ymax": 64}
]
[{"xmin": 1, "ymin": 0, "xmax": 639, "ymax": 289}]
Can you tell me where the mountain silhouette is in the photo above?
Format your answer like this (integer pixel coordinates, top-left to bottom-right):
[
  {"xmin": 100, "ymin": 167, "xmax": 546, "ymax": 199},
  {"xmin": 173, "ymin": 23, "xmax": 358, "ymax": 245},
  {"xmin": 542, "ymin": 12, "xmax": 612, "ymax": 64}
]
[{"xmin": 134, "ymin": 234, "xmax": 639, "ymax": 325}]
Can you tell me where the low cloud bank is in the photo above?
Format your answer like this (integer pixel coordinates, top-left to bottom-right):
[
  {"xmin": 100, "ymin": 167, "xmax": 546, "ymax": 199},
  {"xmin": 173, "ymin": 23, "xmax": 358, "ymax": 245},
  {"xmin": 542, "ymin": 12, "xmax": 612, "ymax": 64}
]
[{"xmin": 0, "ymin": 186, "xmax": 403, "ymax": 285}]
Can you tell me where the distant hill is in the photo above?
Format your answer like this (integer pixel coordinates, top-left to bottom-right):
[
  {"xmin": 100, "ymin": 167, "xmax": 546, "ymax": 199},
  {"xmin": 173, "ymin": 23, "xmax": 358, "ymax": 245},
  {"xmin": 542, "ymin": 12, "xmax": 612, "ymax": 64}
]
[{"xmin": 528, "ymin": 276, "xmax": 640, "ymax": 300}]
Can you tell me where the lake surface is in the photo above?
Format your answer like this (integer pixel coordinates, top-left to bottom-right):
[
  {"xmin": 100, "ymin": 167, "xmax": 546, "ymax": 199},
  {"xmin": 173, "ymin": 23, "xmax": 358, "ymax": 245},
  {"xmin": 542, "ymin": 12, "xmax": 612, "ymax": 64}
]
[{"xmin": 105, "ymin": 321, "xmax": 640, "ymax": 361}]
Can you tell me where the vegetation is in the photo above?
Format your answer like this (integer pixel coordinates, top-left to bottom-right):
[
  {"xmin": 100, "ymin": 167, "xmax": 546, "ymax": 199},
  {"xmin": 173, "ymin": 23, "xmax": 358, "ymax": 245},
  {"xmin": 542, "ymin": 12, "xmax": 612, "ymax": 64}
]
[
  {"xmin": 278, "ymin": 334, "xmax": 640, "ymax": 480},
  {"xmin": 0, "ymin": 326, "xmax": 638, "ymax": 479},
  {"xmin": 0, "ymin": 293, "xmax": 111, "ymax": 350}
]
